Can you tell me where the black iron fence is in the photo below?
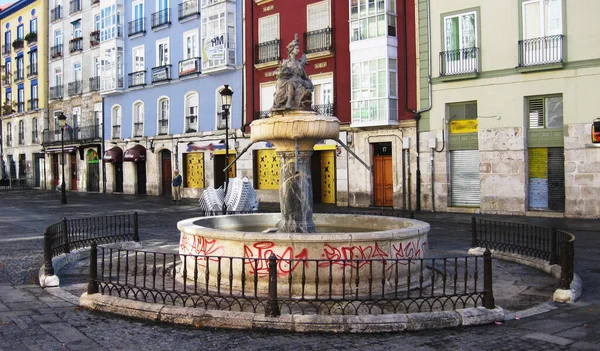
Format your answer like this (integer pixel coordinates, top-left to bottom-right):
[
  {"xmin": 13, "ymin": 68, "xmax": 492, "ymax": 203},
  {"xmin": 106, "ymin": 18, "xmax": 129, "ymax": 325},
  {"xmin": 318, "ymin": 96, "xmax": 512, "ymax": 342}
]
[
  {"xmin": 304, "ymin": 27, "xmax": 333, "ymax": 54},
  {"xmin": 87, "ymin": 245, "xmax": 494, "ymax": 317},
  {"xmin": 128, "ymin": 18, "xmax": 146, "ymax": 36},
  {"xmin": 256, "ymin": 39, "xmax": 280, "ymax": 64},
  {"xmin": 151, "ymin": 9, "xmax": 171, "ymax": 29},
  {"xmin": 439, "ymin": 47, "xmax": 479, "ymax": 76},
  {"xmin": 518, "ymin": 35, "xmax": 564, "ymax": 67},
  {"xmin": 471, "ymin": 217, "xmax": 574, "ymax": 288},
  {"xmin": 43, "ymin": 213, "xmax": 139, "ymax": 276}
]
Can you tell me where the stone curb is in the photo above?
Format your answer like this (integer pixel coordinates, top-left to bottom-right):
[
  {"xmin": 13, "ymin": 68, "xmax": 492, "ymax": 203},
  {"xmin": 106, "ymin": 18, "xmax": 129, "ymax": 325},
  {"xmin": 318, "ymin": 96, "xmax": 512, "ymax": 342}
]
[
  {"xmin": 468, "ymin": 247, "xmax": 583, "ymax": 303},
  {"xmin": 79, "ymin": 293, "xmax": 505, "ymax": 333}
]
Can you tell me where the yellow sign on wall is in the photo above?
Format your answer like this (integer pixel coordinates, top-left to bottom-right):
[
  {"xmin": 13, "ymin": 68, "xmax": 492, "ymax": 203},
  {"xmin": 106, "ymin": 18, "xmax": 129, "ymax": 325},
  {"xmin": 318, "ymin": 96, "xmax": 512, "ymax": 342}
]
[{"xmin": 450, "ymin": 119, "xmax": 478, "ymax": 134}]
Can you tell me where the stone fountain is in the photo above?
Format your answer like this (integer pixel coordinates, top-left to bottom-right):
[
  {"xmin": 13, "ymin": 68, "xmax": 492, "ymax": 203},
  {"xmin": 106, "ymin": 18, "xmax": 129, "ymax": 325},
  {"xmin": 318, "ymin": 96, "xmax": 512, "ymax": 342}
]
[{"xmin": 178, "ymin": 34, "xmax": 429, "ymax": 297}]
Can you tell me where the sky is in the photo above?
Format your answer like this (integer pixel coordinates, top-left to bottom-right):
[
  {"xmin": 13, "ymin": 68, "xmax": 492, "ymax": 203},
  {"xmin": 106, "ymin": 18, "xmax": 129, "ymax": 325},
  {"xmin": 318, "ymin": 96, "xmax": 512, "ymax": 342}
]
[{"xmin": 0, "ymin": 0, "xmax": 16, "ymax": 8}]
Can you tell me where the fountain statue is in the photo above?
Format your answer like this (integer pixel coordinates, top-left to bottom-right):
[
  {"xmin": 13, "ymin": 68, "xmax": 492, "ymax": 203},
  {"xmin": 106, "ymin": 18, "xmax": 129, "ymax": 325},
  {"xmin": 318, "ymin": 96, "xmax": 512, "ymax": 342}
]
[{"xmin": 178, "ymin": 35, "xmax": 429, "ymax": 298}]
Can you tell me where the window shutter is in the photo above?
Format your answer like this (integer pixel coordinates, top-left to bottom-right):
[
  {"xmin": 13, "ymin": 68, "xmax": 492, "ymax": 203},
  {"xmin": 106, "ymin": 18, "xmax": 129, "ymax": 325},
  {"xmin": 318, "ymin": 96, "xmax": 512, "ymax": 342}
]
[
  {"xmin": 528, "ymin": 98, "xmax": 545, "ymax": 128},
  {"xmin": 307, "ymin": 1, "xmax": 330, "ymax": 32},
  {"xmin": 258, "ymin": 15, "xmax": 279, "ymax": 43}
]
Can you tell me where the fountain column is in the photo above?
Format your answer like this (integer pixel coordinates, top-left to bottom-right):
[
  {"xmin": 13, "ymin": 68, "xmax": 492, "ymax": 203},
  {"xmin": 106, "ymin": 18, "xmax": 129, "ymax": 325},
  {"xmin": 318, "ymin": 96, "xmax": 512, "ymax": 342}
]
[{"xmin": 277, "ymin": 150, "xmax": 315, "ymax": 233}]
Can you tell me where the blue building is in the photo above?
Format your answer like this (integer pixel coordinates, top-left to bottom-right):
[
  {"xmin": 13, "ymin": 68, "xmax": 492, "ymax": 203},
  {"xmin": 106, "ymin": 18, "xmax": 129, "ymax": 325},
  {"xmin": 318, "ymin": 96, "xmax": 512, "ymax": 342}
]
[{"xmin": 101, "ymin": 0, "xmax": 243, "ymax": 197}]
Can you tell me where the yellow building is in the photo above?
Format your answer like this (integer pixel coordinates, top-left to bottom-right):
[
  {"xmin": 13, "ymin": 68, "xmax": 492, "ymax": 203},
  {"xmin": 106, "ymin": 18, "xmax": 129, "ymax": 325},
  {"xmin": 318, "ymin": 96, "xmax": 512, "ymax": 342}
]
[{"xmin": 1, "ymin": 0, "xmax": 48, "ymax": 187}]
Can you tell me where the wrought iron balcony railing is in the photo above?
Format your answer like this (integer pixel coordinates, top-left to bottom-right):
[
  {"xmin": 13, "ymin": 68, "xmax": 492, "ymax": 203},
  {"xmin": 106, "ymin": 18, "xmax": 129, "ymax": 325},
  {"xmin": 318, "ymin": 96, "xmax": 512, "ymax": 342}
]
[
  {"xmin": 70, "ymin": 0, "xmax": 81, "ymax": 14},
  {"xmin": 2, "ymin": 44, "xmax": 10, "ymax": 55},
  {"xmin": 32, "ymin": 130, "xmax": 39, "ymax": 143},
  {"xmin": 128, "ymin": 18, "xmax": 146, "ymax": 37},
  {"xmin": 518, "ymin": 35, "xmax": 564, "ymax": 67},
  {"xmin": 49, "ymin": 85, "xmax": 63, "ymax": 100},
  {"xmin": 151, "ymin": 65, "xmax": 171, "ymax": 83},
  {"xmin": 178, "ymin": 57, "xmax": 201, "ymax": 77},
  {"xmin": 12, "ymin": 39, "xmax": 24, "ymax": 50},
  {"xmin": 50, "ymin": 44, "xmax": 63, "ymax": 59},
  {"xmin": 158, "ymin": 118, "xmax": 169, "ymax": 135},
  {"xmin": 112, "ymin": 125, "xmax": 121, "ymax": 139},
  {"xmin": 68, "ymin": 81, "xmax": 83, "ymax": 96},
  {"xmin": 42, "ymin": 125, "xmax": 101, "ymax": 144},
  {"xmin": 256, "ymin": 39, "xmax": 280, "ymax": 64},
  {"xmin": 304, "ymin": 27, "xmax": 333, "ymax": 54},
  {"xmin": 128, "ymin": 70, "xmax": 146, "ymax": 87},
  {"xmin": 151, "ymin": 9, "xmax": 170, "ymax": 29},
  {"xmin": 89, "ymin": 76, "xmax": 100, "ymax": 92},
  {"xmin": 90, "ymin": 30, "xmax": 100, "ymax": 47},
  {"xmin": 27, "ymin": 65, "xmax": 38, "ymax": 78},
  {"xmin": 51, "ymin": 6, "xmax": 62, "ymax": 22},
  {"xmin": 13, "ymin": 70, "xmax": 24, "ymax": 82},
  {"xmin": 133, "ymin": 122, "xmax": 144, "ymax": 137},
  {"xmin": 69, "ymin": 37, "xmax": 83, "ymax": 53},
  {"xmin": 439, "ymin": 47, "xmax": 479, "ymax": 76},
  {"xmin": 28, "ymin": 98, "xmax": 38, "ymax": 110},
  {"xmin": 17, "ymin": 102, "xmax": 24, "ymax": 113},
  {"xmin": 254, "ymin": 104, "xmax": 335, "ymax": 120},
  {"xmin": 178, "ymin": 0, "xmax": 199, "ymax": 21}
]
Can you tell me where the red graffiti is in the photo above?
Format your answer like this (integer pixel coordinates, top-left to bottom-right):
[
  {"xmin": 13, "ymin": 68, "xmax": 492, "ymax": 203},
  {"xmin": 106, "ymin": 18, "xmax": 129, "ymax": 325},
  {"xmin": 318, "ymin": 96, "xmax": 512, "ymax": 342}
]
[
  {"xmin": 179, "ymin": 234, "xmax": 225, "ymax": 266},
  {"xmin": 243, "ymin": 241, "xmax": 309, "ymax": 277},
  {"xmin": 319, "ymin": 242, "xmax": 389, "ymax": 268},
  {"xmin": 392, "ymin": 239, "xmax": 427, "ymax": 264}
]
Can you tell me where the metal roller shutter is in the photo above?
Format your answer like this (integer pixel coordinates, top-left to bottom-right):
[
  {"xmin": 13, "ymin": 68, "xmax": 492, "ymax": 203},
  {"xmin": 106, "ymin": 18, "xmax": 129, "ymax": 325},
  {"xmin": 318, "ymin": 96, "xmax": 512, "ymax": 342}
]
[
  {"xmin": 451, "ymin": 150, "xmax": 480, "ymax": 207},
  {"xmin": 547, "ymin": 147, "xmax": 565, "ymax": 211}
]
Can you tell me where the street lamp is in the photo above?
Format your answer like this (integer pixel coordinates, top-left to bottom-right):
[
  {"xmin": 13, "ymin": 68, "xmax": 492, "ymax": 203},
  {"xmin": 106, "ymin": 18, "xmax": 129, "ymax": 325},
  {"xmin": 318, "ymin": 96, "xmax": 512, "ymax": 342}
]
[
  {"xmin": 219, "ymin": 84, "xmax": 233, "ymax": 214},
  {"xmin": 57, "ymin": 112, "xmax": 67, "ymax": 204}
]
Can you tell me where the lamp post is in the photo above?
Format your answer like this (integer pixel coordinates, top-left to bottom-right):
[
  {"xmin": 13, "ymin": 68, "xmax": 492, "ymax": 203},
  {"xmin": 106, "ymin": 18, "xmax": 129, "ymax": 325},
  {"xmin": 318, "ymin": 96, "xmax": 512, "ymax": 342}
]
[
  {"xmin": 219, "ymin": 84, "xmax": 233, "ymax": 214},
  {"xmin": 57, "ymin": 112, "xmax": 67, "ymax": 204}
]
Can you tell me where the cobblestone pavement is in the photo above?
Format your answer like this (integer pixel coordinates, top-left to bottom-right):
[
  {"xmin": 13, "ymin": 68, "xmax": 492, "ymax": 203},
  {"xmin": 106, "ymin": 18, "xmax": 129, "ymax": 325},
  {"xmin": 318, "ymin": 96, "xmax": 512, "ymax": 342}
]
[{"xmin": 0, "ymin": 190, "xmax": 599, "ymax": 351}]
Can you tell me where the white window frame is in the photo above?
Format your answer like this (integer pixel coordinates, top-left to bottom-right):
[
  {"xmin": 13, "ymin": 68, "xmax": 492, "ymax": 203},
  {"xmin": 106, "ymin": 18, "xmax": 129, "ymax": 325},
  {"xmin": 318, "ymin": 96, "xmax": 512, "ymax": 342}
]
[
  {"xmin": 156, "ymin": 37, "xmax": 169, "ymax": 66},
  {"xmin": 258, "ymin": 14, "xmax": 279, "ymax": 44},
  {"xmin": 522, "ymin": 0, "xmax": 562, "ymax": 39},
  {"xmin": 132, "ymin": 45, "xmax": 145, "ymax": 71},
  {"xmin": 307, "ymin": 1, "xmax": 330, "ymax": 32},
  {"xmin": 111, "ymin": 105, "xmax": 121, "ymax": 139},
  {"xmin": 310, "ymin": 74, "xmax": 334, "ymax": 106},
  {"xmin": 132, "ymin": 0, "xmax": 144, "ymax": 20},
  {"xmin": 72, "ymin": 19, "xmax": 82, "ymax": 38},
  {"xmin": 259, "ymin": 82, "xmax": 276, "ymax": 111},
  {"xmin": 157, "ymin": 96, "xmax": 169, "ymax": 134},
  {"xmin": 55, "ymin": 67, "xmax": 62, "ymax": 87},
  {"xmin": 443, "ymin": 11, "xmax": 477, "ymax": 67},
  {"xmin": 132, "ymin": 100, "xmax": 144, "ymax": 137},
  {"xmin": 73, "ymin": 62, "xmax": 82, "ymax": 81},
  {"xmin": 184, "ymin": 91, "xmax": 198, "ymax": 131},
  {"xmin": 54, "ymin": 29, "xmax": 62, "ymax": 45},
  {"xmin": 183, "ymin": 29, "xmax": 199, "ymax": 59},
  {"xmin": 215, "ymin": 85, "xmax": 232, "ymax": 129}
]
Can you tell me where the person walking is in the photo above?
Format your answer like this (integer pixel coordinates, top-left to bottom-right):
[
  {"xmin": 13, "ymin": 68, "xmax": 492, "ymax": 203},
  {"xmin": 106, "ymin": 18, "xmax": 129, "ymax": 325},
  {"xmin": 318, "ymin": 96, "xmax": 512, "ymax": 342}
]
[{"xmin": 172, "ymin": 169, "xmax": 182, "ymax": 203}]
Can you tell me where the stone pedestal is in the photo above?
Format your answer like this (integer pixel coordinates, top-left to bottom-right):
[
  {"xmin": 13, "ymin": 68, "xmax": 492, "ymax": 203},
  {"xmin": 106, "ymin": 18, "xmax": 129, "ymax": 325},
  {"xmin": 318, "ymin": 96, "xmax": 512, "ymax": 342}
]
[{"xmin": 277, "ymin": 150, "xmax": 315, "ymax": 232}]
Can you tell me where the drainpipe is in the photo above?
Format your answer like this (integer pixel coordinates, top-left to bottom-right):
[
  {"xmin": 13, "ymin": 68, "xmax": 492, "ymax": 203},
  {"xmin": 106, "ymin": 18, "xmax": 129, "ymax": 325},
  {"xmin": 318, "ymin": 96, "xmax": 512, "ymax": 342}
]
[
  {"xmin": 101, "ymin": 97, "xmax": 106, "ymax": 193},
  {"xmin": 404, "ymin": 0, "xmax": 432, "ymax": 212}
]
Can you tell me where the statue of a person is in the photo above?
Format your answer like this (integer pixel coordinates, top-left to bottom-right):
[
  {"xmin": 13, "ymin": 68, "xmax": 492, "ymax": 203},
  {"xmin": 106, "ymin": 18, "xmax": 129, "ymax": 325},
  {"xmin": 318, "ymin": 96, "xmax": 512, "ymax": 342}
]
[{"xmin": 271, "ymin": 34, "xmax": 314, "ymax": 111}]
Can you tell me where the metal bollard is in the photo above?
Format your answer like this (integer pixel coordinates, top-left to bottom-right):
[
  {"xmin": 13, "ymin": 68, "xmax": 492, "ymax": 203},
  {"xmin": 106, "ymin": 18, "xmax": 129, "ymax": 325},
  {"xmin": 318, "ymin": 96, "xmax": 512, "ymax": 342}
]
[
  {"xmin": 471, "ymin": 216, "xmax": 478, "ymax": 248},
  {"xmin": 43, "ymin": 229, "xmax": 55, "ymax": 276},
  {"xmin": 62, "ymin": 217, "xmax": 70, "ymax": 254},
  {"xmin": 133, "ymin": 212, "xmax": 140, "ymax": 242},
  {"xmin": 87, "ymin": 242, "xmax": 99, "ymax": 294},
  {"xmin": 483, "ymin": 248, "xmax": 495, "ymax": 309},
  {"xmin": 264, "ymin": 253, "xmax": 281, "ymax": 317}
]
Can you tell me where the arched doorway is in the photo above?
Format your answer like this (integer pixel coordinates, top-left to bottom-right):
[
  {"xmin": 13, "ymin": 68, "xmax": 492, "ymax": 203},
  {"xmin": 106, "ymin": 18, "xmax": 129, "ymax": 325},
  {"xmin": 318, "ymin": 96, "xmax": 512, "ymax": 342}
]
[
  {"xmin": 124, "ymin": 144, "xmax": 147, "ymax": 195},
  {"xmin": 103, "ymin": 146, "xmax": 123, "ymax": 193},
  {"xmin": 86, "ymin": 149, "xmax": 100, "ymax": 192},
  {"xmin": 160, "ymin": 149, "xmax": 172, "ymax": 196}
]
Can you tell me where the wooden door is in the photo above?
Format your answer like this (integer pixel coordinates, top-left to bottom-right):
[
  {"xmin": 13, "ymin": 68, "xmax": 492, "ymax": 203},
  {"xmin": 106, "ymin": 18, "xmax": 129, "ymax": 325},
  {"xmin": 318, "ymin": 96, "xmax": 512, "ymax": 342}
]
[
  {"xmin": 161, "ymin": 150, "xmax": 172, "ymax": 196},
  {"xmin": 373, "ymin": 155, "xmax": 393, "ymax": 206},
  {"xmin": 70, "ymin": 154, "xmax": 77, "ymax": 191}
]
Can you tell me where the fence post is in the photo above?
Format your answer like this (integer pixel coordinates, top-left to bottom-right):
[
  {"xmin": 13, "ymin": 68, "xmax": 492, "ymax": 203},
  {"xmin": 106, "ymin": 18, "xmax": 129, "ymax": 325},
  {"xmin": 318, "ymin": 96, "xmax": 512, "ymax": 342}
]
[
  {"xmin": 61, "ymin": 217, "xmax": 70, "ymax": 254},
  {"xmin": 483, "ymin": 249, "xmax": 495, "ymax": 309},
  {"xmin": 87, "ymin": 242, "xmax": 99, "ymax": 294},
  {"xmin": 471, "ymin": 216, "xmax": 478, "ymax": 248},
  {"xmin": 133, "ymin": 212, "xmax": 140, "ymax": 242},
  {"xmin": 43, "ymin": 228, "xmax": 55, "ymax": 276},
  {"xmin": 550, "ymin": 228, "xmax": 558, "ymax": 265},
  {"xmin": 264, "ymin": 253, "xmax": 280, "ymax": 317},
  {"xmin": 559, "ymin": 242, "xmax": 572, "ymax": 290}
]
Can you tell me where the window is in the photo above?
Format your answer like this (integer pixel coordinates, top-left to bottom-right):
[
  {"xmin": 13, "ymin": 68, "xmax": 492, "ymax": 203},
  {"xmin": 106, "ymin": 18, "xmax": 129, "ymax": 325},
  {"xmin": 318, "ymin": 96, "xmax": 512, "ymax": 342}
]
[
  {"xmin": 95, "ymin": 15, "xmax": 101, "ymax": 31},
  {"xmin": 6, "ymin": 122, "xmax": 11, "ymax": 146},
  {"xmin": 29, "ymin": 50, "xmax": 38, "ymax": 75},
  {"xmin": 133, "ymin": 45, "xmax": 145, "ymax": 71},
  {"xmin": 4, "ymin": 61, "xmax": 11, "ymax": 80},
  {"xmin": 100, "ymin": 4, "xmax": 123, "ymax": 41},
  {"xmin": 32, "ymin": 117, "xmax": 38, "ymax": 142},
  {"xmin": 4, "ymin": 31, "xmax": 11, "ymax": 48},
  {"xmin": 133, "ymin": 101, "xmax": 144, "ymax": 137},
  {"xmin": 307, "ymin": 1, "xmax": 330, "ymax": 31},
  {"xmin": 528, "ymin": 95, "xmax": 563, "ymax": 129},
  {"xmin": 442, "ymin": 11, "xmax": 478, "ymax": 75},
  {"xmin": 350, "ymin": 0, "xmax": 396, "ymax": 42},
  {"xmin": 351, "ymin": 58, "xmax": 398, "ymax": 124},
  {"xmin": 311, "ymin": 75, "xmax": 334, "ymax": 115},
  {"xmin": 133, "ymin": 0, "xmax": 143, "ymax": 21},
  {"xmin": 520, "ymin": 0, "xmax": 563, "ymax": 66},
  {"xmin": 183, "ymin": 29, "xmax": 199, "ymax": 59},
  {"xmin": 18, "ymin": 120, "xmax": 24, "ymax": 144},
  {"xmin": 54, "ymin": 29, "xmax": 62, "ymax": 46},
  {"xmin": 72, "ymin": 19, "xmax": 82, "ymax": 38},
  {"xmin": 100, "ymin": 47, "xmax": 124, "ymax": 91},
  {"xmin": 156, "ymin": 38, "xmax": 169, "ymax": 66},
  {"xmin": 157, "ymin": 97, "xmax": 169, "ymax": 134},
  {"xmin": 16, "ymin": 56, "xmax": 24, "ymax": 79},
  {"xmin": 30, "ymin": 18, "xmax": 37, "ymax": 34},
  {"xmin": 17, "ymin": 25, "xmax": 24, "ymax": 40},
  {"xmin": 112, "ymin": 105, "xmax": 121, "ymax": 139},
  {"xmin": 30, "ymin": 84, "xmax": 38, "ymax": 109},
  {"xmin": 55, "ymin": 67, "xmax": 62, "ymax": 87},
  {"xmin": 17, "ymin": 86, "xmax": 24, "ymax": 113},
  {"xmin": 185, "ymin": 92, "xmax": 198, "ymax": 132},
  {"xmin": 257, "ymin": 15, "xmax": 279, "ymax": 63},
  {"xmin": 5, "ymin": 89, "xmax": 11, "ymax": 107},
  {"xmin": 201, "ymin": 2, "xmax": 235, "ymax": 70},
  {"xmin": 215, "ymin": 86, "xmax": 231, "ymax": 129},
  {"xmin": 260, "ymin": 82, "xmax": 276, "ymax": 112}
]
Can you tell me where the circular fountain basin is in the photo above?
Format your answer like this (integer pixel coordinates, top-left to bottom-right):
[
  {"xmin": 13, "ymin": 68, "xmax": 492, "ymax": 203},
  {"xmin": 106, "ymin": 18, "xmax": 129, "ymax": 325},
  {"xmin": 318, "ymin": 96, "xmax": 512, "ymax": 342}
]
[{"xmin": 178, "ymin": 213, "xmax": 429, "ymax": 297}]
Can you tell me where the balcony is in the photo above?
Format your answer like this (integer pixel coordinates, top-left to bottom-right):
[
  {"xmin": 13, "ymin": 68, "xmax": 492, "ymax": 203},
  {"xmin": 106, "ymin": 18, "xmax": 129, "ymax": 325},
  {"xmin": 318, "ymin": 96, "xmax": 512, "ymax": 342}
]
[
  {"xmin": 304, "ymin": 27, "xmax": 333, "ymax": 55},
  {"xmin": 2, "ymin": 44, "xmax": 10, "ymax": 56},
  {"xmin": 27, "ymin": 65, "xmax": 38, "ymax": 78},
  {"xmin": 28, "ymin": 98, "xmax": 38, "ymax": 110},
  {"xmin": 178, "ymin": 57, "xmax": 201, "ymax": 77},
  {"xmin": 133, "ymin": 122, "xmax": 143, "ymax": 137},
  {"xmin": 112, "ymin": 125, "xmax": 121, "ymax": 139},
  {"xmin": 128, "ymin": 18, "xmax": 146, "ymax": 37},
  {"xmin": 12, "ymin": 39, "xmax": 24, "ymax": 51},
  {"xmin": 518, "ymin": 35, "xmax": 564, "ymax": 68},
  {"xmin": 69, "ymin": 37, "xmax": 83, "ymax": 53},
  {"xmin": 17, "ymin": 102, "xmax": 24, "ymax": 113},
  {"xmin": 68, "ymin": 81, "xmax": 83, "ymax": 96},
  {"xmin": 151, "ymin": 9, "xmax": 170, "ymax": 30},
  {"xmin": 255, "ymin": 39, "xmax": 280, "ymax": 65},
  {"xmin": 91, "ymin": 0, "xmax": 99, "ymax": 5},
  {"xmin": 13, "ymin": 70, "xmax": 24, "ymax": 83},
  {"xmin": 25, "ymin": 32, "xmax": 37, "ymax": 45},
  {"xmin": 158, "ymin": 118, "xmax": 169, "ymax": 135},
  {"xmin": 69, "ymin": 0, "xmax": 81, "ymax": 14},
  {"xmin": 42, "ymin": 125, "xmax": 101, "ymax": 145},
  {"xmin": 50, "ymin": 44, "xmax": 63, "ymax": 59},
  {"xmin": 151, "ymin": 65, "xmax": 171, "ymax": 83},
  {"xmin": 312, "ymin": 103, "xmax": 336, "ymax": 116},
  {"xmin": 49, "ymin": 85, "xmax": 63, "ymax": 100},
  {"xmin": 89, "ymin": 76, "xmax": 100, "ymax": 92},
  {"xmin": 128, "ymin": 70, "xmax": 146, "ymax": 87},
  {"xmin": 90, "ymin": 30, "xmax": 100, "ymax": 47},
  {"xmin": 50, "ymin": 6, "xmax": 62, "ymax": 22},
  {"xmin": 2, "ymin": 76, "xmax": 10, "ymax": 86},
  {"xmin": 185, "ymin": 115, "xmax": 197, "ymax": 132},
  {"xmin": 178, "ymin": 0, "xmax": 199, "ymax": 21},
  {"xmin": 439, "ymin": 47, "xmax": 479, "ymax": 77}
]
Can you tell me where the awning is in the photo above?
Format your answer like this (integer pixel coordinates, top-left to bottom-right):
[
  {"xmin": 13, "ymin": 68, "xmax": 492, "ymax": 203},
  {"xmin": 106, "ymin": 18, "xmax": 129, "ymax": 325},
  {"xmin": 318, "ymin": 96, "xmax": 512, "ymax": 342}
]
[
  {"xmin": 123, "ymin": 144, "xmax": 146, "ymax": 162},
  {"xmin": 103, "ymin": 146, "xmax": 123, "ymax": 163},
  {"xmin": 44, "ymin": 146, "xmax": 77, "ymax": 154}
]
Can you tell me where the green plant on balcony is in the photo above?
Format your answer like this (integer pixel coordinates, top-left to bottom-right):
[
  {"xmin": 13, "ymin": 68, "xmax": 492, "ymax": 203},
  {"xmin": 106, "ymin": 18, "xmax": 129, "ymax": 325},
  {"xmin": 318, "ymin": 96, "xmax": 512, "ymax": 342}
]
[
  {"xmin": 12, "ymin": 39, "xmax": 24, "ymax": 50},
  {"xmin": 2, "ymin": 101, "xmax": 15, "ymax": 115},
  {"xmin": 24, "ymin": 32, "xmax": 37, "ymax": 44}
]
